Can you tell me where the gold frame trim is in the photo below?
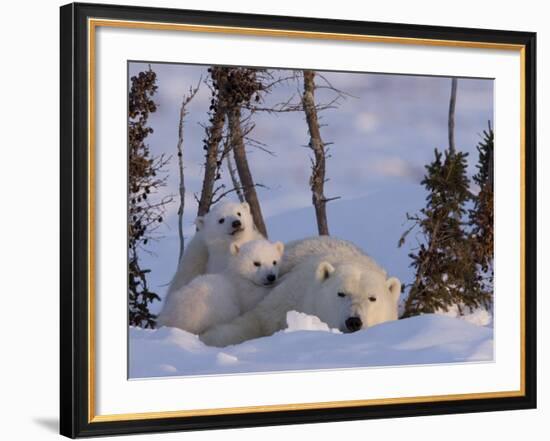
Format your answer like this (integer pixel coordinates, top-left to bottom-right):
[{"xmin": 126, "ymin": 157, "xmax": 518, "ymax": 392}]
[{"xmin": 87, "ymin": 18, "xmax": 527, "ymax": 423}]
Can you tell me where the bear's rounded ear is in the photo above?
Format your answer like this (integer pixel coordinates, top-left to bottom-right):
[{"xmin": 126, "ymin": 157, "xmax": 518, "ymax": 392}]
[
  {"xmin": 275, "ymin": 241, "xmax": 284, "ymax": 256},
  {"xmin": 195, "ymin": 216, "xmax": 205, "ymax": 230},
  {"xmin": 241, "ymin": 202, "xmax": 250, "ymax": 212},
  {"xmin": 316, "ymin": 261, "xmax": 335, "ymax": 282},
  {"xmin": 230, "ymin": 242, "xmax": 240, "ymax": 256},
  {"xmin": 386, "ymin": 277, "xmax": 401, "ymax": 303}
]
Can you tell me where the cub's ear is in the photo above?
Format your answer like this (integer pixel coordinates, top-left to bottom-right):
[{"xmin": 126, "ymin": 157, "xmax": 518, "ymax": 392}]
[
  {"xmin": 316, "ymin": 261, "xmax": 335, "ymax": 282},
  {"xmin": 241, "ymin": 202, "xmax": 250, "ymax": 212},
  {"xmin": 230, "ymin": 242, "xmax": 240, "ymax": 256},
  {"xmin": 386, "ymin": 277, "xmax": 401, "ymax": 303},
  {"xmin": 195, "ymin": 216, "xmax": 205, "ymax": 230},
  {"xmin": 274, "ymin": 241, "xmax": 285, "ymax": 256}
]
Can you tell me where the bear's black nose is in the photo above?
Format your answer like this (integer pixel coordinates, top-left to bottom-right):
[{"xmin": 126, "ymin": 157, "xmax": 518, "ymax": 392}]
[
  {"xmin": 345, "ymin": 317, "xmax": 362, "ymax": 332},
  {"xmin": 266, "ymin": 274, "xmax": 276, "ymax": 283},
  {"xmin": 232, "ymin": 219, "xmax": 242, "ymax": 229}
]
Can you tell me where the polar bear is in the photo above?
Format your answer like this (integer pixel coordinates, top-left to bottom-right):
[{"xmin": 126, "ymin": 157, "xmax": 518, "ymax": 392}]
[
  {"xmin": 280, "ymin": 236, "xmax": 368, "ymax": 275},
  {"xmin": 158, "ymin": 239, "xmax": 284, "ymax": 334},
  {"xmin": 200, "ymin": 236, "xmax": 401, "ymax": 347},
  {"xmin": 162, "ymin": 201, "xmax": 264, "ymax": 313}
]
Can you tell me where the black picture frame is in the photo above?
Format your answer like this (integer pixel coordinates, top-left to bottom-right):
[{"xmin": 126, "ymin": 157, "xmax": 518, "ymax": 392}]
[{"xmin": 60, "ymin": 2, "xmax": 537, "ymax": 438}]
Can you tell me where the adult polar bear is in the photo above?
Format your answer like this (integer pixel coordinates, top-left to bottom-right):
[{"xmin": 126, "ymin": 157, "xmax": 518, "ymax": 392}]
[
  {"xmin": 161, "ymin": 201, "xmax": 263, "ymax": 315},
  {"xmin": 200, "ymin": 236, "xmax": 401, "ymax": 347}
]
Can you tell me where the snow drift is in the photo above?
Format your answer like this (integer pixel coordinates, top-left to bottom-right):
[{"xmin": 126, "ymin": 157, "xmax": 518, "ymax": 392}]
[{"xmin": 129, "ymin": 313, "xmax": 493, "ymax": 378}]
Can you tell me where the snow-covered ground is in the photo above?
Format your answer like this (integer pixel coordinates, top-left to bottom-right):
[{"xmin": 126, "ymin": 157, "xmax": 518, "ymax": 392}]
[{"xmin": 129, "ymin": 312, "xmax": 493, "ymax": 378}]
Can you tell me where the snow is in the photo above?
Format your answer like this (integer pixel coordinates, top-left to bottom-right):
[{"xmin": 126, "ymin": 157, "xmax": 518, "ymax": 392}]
[
  {"xmin": 436, "ymin": 304, "xmax": 493, "ymax": 327},
  {"xmin": 129, "ymin": 313, "xmax": 493, "ymax": 378},
  {"xmin": 284, "ymin": 310, "xmax": 339, "ymax": 333}
]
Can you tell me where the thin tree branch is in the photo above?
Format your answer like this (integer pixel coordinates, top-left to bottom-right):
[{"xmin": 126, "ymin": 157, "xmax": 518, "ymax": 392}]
[
  {"xmin": 448, "ymin": 77, "xmax": 458, "ymax": 154},
  {"xmin": 175, "ymin": 79, "xmax": 200, "ymax": 262}
]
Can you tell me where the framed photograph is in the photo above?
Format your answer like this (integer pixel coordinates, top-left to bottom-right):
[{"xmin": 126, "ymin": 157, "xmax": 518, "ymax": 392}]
[{"xmin": 60, "ymin": 2, "xmax": 536, "ymax": 438}]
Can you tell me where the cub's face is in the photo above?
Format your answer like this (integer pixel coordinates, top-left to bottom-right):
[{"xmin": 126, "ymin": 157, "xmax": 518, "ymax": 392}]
[
  {"xmin": 196, "ymin": 201, "xmax": 254, "ymax": 239},
  {"xmin": 311, "ymin": 261, "xmax": 401, "ymax": 332},
  {"xmin": 229, "ymin": 240, "xmax": 285, "ymax": 286}
]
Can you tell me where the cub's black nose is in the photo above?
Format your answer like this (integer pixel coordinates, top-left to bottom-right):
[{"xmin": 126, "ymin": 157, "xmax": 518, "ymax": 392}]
[
  {"xmin": 345, "ymin": 317, "xmax": 362, "ymax": 332},
  {"xmin": 232, "ymin": 219, "xmax": 242, "ymax": 229},
  {"xmin": 266, "ymin": 274, "xmax": 276, "ymax": 283}
]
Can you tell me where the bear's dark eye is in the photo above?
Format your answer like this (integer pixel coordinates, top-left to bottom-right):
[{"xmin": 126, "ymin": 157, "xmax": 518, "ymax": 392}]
[
  {"xmin": 254, "ymin": 261, "xmax": 261, "ymax": 267},
  {"xmin": 218, "ymin": 218, "xmax": 225, "ymax": 224},
  {"xmin": 337, "ymin": 292, "xmax": 346, "ymax": 298},
  {"xmin": 273, "ymin": 260, "xmax": 277, "ymax": 266},
  {"xmin": 237, "ymin": 212, "xmax": 241, "ymax": 217},
  {"xmin": 368, "ymin": 296, "xmax": 377, "ymax": 302}
]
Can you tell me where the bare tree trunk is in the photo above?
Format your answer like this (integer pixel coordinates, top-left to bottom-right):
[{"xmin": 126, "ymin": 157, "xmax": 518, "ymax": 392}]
[
  {"xmin": 197, "ymin": 106, "xmax": 225, "ymax": 217},
  {"xmin": 175, "ymin": 85, "xmax": 199, "ymax": 262},
  {"xmin": 448, "ymin": 77, "xmax": 458, "ymax": 154},
  {"xmin": 176, "ymin": 101, "xmax": 186, "ymax": 262},
  {"xmin": 223, "ymin": 137, "xmax": 245, "ymax": 203},
  {"xmin": 227, "ymin": 106, "xmax": 268, "ymax": 238},
  {"xmin": 302, "ymin": 70, "xmax": 330, "ymax": 236}
]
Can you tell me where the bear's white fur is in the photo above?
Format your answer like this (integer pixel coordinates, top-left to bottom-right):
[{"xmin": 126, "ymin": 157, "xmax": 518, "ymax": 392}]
[
  {"xmin": 162, "ymin": 201, "xmax": 264, "ymax": 314},
  {"xmin": 158, "ymin": 239, "xmax": 284, "ymax": 334},
  {"xmin": 280, "ymin": 236, "xmax": 369, "ymax": 275},
  {"xmin": 200, "ymin": 236, "xmax": 401, "ymax": 347}
]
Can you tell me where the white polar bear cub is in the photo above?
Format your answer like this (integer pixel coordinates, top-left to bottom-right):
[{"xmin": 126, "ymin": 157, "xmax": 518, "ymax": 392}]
[
  {"xmin": 201, "ymin": 236, "xmax": 401, "ymax": 347},
  {"xmin": 158, "ymin": 239, "xmax": 284, "ymax": 335},
  {"xmin": 162, "ymin": 201, "xmax": 264, "ymax": 311}
]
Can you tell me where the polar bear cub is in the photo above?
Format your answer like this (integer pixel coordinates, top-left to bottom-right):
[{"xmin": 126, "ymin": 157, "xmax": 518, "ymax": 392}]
[
  {"xmin": 158, "ymin": 239, "xmax": 284, "ymax": 335},
  {"xmin": 162, "ymin": 201, "xmax": 264, "ymax": 314}
]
